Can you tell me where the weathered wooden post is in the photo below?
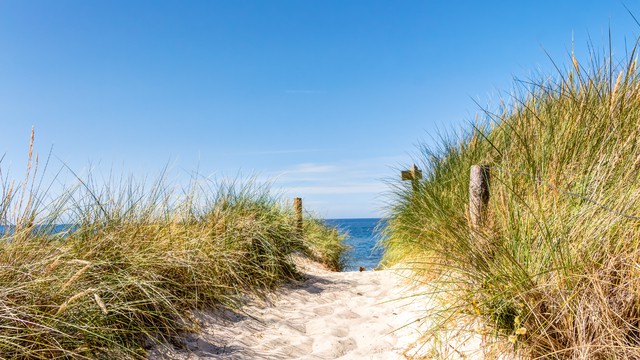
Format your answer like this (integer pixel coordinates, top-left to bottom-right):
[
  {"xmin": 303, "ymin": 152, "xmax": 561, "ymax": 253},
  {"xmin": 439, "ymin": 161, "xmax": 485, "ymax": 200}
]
[
  {"xmin": 294, "ymin": 197, "xmax": 303, "ymax": 235},
  {"xmin": 401, "ymin": 164, "xmax": 423, "ymax": 192},
  {"xmin": 469, "ymin": 164, "xmax": 490, "ymax": 230}
]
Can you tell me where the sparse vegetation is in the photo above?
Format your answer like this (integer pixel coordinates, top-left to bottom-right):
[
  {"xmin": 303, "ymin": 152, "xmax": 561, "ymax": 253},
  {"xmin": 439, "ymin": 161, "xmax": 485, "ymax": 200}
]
[
  {"xmin": 383, "ymin": 42, "xmax": 640, "ymax": 358},
  {"xmin": 301, "ymin": 218, "xmax": 348, "ymax": 271},
  {"xmin": 0, "ymin": 133, "xmax": 345, "ymax": 358}
]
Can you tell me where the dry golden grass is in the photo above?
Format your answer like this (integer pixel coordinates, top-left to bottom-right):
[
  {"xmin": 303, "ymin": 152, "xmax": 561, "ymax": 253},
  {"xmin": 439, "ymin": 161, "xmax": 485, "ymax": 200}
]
[
  {"xmin": 384, "ymin": 41, "xmax": 640, "ymax": 358},
  {"xmin": 0, "ymin": 134, "xmax": 346, "ymax": 358}
]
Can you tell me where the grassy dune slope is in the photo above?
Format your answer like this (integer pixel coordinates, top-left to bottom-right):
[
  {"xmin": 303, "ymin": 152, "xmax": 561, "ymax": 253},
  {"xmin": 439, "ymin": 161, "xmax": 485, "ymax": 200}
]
[
  {"xmin": 0, "ymin": 146, "xmax": 346, "ymax": 359},
  {"xmin": 383, "ymin": 46, "xmax": 640, "ymax": 358}
]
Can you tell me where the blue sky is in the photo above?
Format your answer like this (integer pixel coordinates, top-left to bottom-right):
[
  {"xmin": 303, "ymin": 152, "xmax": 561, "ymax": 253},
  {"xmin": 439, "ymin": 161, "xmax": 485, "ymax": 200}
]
[{"xmin": 1, "ymin": 1, "xmax": 639, "ymax": 218}]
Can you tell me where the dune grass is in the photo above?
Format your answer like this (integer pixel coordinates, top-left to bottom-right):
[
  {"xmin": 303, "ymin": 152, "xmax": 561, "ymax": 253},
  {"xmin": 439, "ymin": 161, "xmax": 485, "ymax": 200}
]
[
  {"xmin": 0, "ymin": 137, "xmax": 345, "ymax": 358},
  {"xmin": 383, "ymin": 42, "xmax": 640, "ymax": 358},
  {"xmin": 300, "ymin": 218, "xmax": 347, "ymax": 271}
]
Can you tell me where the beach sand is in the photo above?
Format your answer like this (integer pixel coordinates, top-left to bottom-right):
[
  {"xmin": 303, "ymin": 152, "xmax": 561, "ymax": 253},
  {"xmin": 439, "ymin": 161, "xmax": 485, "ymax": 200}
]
[{"xmin": 149, "ymin": 257, "xmax": 497, "ymax": 359}]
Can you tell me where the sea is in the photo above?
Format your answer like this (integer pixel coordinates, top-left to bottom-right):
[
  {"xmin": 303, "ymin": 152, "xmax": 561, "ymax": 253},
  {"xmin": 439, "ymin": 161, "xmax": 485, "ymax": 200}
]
[
  {"xmin": 0, "ymin": 219, "xmax": 386, "ymax": 272},
  {"xmin": 324, "ymin": 218, "xmax": 385, "ymax": 272}
]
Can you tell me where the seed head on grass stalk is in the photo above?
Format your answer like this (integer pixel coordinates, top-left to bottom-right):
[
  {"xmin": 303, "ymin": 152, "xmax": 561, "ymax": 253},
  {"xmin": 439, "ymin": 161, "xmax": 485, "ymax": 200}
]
[
  {"xmin": 383, "ymin": 36, "xmax": 640, "ymax": 358},
  {"xmin": 0, "ymin": 134, "xmax": 347, "ymax": 358}
]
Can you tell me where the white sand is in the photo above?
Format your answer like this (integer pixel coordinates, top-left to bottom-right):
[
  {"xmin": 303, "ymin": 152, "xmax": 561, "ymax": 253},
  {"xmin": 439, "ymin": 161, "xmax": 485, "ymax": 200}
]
[
  {"xmin": 149, "ymin": 258, "xmax": 504, "ymax": 359},
  {"xmin": 148, "ymin": 257, "xmax": 429, "ymax": 359}
]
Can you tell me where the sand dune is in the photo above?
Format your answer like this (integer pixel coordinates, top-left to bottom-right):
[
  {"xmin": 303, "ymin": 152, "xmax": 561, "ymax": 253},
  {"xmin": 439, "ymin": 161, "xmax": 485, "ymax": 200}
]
[
  {"xmin": 149, "ymin": 258, "xmax": 499, "ymax": 359},
  {"xmin": 149, "ymin": 257, "xmax": 429, "ymax": 359}
]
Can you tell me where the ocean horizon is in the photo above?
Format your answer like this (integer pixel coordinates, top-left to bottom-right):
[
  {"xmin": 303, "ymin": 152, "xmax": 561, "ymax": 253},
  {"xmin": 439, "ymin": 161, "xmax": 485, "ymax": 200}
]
[
  {"xmin": 0, "ymin": 219, "xmax": 386, "ymax": 272},
  {"xmin": 324, "ymin": 218, "xmax": 385, "ymax": 272}
]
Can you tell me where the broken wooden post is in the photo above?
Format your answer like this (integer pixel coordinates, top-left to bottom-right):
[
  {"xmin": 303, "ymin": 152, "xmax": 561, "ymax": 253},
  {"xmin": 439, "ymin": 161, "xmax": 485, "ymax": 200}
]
[
  {"xmin": 401, "ymin": 164, "xmax": 423, "ymax": 192},
  {"xmin": 294, "ymin": 197, "xmax": 303, "ymax": 235},
  {"xmin": 469, "ymin": 164, "xmax": 490, "ymax": 230}
]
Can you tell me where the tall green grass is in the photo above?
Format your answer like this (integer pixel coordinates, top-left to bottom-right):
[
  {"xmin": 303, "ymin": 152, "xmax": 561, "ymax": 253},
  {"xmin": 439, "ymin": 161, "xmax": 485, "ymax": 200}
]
[
  {"xmin": 384, "ymin": 43, "xmax": 640, "ymax": 358},
  {"xmin": 0, "ymin": 135, "xmax": 345, "ymax": 358}
]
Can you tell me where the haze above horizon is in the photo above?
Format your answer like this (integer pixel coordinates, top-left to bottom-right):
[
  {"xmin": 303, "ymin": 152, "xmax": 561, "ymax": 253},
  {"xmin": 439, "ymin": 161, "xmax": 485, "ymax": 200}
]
[{"xmin": 1, "ymin": 1, "xmax": 638, "ymax": 218}]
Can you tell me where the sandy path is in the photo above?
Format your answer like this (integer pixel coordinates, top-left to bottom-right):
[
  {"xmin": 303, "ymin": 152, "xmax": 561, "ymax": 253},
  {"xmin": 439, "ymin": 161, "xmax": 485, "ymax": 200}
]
[{"xmin": 151, "ymin": 260, "xmax": 430, "ymax": 359}]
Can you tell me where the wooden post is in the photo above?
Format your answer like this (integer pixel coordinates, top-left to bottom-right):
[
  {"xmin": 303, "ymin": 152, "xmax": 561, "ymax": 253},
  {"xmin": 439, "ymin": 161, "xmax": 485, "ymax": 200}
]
[
  {"xmin": 469, "ymin": 164, "xmax": 490, "ymax": 230},
  {"xmin": 294, "ymin": 197, "xmax": 303, "ymax": 235},
  {"xmin": 401, "ymin": 164, "xmax": 423, "ymax": 192}
]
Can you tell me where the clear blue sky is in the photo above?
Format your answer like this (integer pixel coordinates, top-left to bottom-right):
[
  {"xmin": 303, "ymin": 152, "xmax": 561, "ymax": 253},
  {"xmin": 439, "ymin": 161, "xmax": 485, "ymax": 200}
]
[{"xmin": 1, "ymin": 1, "xmax": 638, "ymax": 218}]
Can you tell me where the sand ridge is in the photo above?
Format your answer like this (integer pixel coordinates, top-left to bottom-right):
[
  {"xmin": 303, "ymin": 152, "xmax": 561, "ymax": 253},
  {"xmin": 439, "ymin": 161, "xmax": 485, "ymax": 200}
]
[{"xmin": 150, "ymin": 259, "xmax": 431, "ymax": 359}]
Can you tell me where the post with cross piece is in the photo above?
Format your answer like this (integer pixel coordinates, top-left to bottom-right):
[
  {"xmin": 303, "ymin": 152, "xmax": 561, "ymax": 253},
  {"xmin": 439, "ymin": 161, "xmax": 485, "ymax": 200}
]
[{"xmin": 401, "ymin": 164, "xmax": 422, "ymax": 193}]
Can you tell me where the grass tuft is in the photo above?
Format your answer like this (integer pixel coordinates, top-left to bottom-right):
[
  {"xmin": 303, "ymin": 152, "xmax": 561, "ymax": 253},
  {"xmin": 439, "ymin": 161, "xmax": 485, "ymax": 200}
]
[
  {"xmin": 383, "ymin": 38, "xmax": 640, "ymax": 358},
  {"xmin": 0, "ymin": 144, "xmax": 346, "ymax": 358}
]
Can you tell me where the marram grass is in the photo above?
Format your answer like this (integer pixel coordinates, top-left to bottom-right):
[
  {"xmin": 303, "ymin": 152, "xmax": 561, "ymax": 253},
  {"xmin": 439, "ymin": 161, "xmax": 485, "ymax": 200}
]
[
  {"xmin": 0, "ymin": 149, "xmax": 345, "ymax": 358},
  {"xmin": 383, "ymin": 43, "xmax": 640, "ymax": 359}
]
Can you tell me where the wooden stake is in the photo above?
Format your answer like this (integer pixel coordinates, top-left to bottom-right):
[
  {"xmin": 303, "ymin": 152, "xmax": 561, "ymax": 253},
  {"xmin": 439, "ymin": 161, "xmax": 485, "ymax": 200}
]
[
  {"xmin": 401, "ymin": 164, "xmax": 423, "ymax": 192},
  {"xmin": 294, "ymin": 197, "xmax": 303, "ymax": 234},
  {"xmin": 469, "ymin": 164, "xmax": 490, "ymax": 230}
]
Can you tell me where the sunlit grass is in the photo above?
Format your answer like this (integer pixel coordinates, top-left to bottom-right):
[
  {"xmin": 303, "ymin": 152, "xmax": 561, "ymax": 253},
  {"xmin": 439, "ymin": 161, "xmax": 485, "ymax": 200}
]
[
  {"xmin": 0, "ymin": 136, "xmax": 345, "ymax": 358},
  {"xmin": 383, "ymin": 41, "xmax": 640, "ymax": 358}
]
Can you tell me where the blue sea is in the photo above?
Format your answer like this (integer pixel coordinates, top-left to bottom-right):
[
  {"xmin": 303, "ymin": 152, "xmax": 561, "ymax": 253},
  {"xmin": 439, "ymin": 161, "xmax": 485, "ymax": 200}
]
[
  {"xmin": 324, "ymin": 218, "xmax": 385, "ymax": 272},
  {"xmin": 0, "ymin": 220, "xmax": 386, "ymax": 272}
]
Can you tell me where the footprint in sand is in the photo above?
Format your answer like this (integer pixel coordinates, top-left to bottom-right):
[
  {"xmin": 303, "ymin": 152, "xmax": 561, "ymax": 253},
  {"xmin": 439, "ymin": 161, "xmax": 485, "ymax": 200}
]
[
  {"xmin": 313, "ymin": 337, "xmax": 358, "ymax": 358},
  {"xmin": 337, "ymin": 309, "xmax": 360, "ymax": 319},
  {"xmin": 260, "ymin": 338, "xmax": 291, "ymax": 350},
  {"xmin": 313, "ymin": 306, "xmax": 334, "ymax": 315},
  {"xmin": 285, "ymin": 322, "xmax": 306, "ymax": 334},
  {"xmin": 149, "ymin": 263, "xmax": 436, "ymax": 360},
  {"xmin": 277, "ymin": 344, "xmax": 312, "ymax": 358},
  {"xmin": 330, "ymin": 327, "xmax": 349, "ymax": 338}
]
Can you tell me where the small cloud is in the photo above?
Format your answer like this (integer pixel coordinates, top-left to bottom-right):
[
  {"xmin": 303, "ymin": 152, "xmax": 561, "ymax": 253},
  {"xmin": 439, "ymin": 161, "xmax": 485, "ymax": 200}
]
[
  {"xmin": 267, "ymin": 163, "xmax": 339, "ymax": 179},
  {"xmin": 290, "ymin": 163, "xmax": 338, "ymax": 174},
  {"xmin": 281, "ymin": 183, "xmax": 387, "ymax": 195},
  {"xmin": 262, "ymin": 156, "xmax": 406, "ymax": 217}
]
